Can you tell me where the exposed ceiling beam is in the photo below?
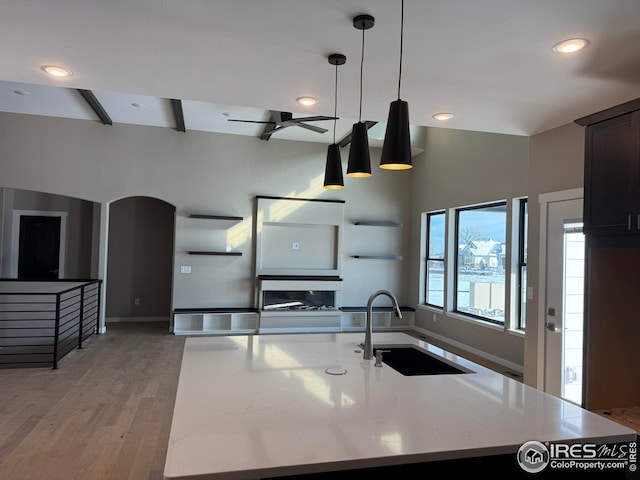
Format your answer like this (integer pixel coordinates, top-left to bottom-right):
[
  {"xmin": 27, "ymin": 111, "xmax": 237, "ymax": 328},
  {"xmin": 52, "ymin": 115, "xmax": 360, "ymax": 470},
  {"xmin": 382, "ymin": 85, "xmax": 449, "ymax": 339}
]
[
  {"xmin": 76, "ymin": 89, "xmax": 112, "ymax": 125},
  {"xmin": 170, "ymin": 99, "xmax": 186, "ymax": 132},
  {"xmin": 338, "ymin": 121, "xmax": 377, "ymax": 147}
]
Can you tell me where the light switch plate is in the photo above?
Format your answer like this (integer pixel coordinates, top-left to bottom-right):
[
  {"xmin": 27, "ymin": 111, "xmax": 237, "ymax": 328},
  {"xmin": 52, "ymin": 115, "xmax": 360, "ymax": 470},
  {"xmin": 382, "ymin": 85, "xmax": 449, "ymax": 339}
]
[
  {"xmin": 292, "ymin": 242, "xmax": 300, "ymax": 250},
  {"xmin": 180, "ymin": 265, "xmax": 192, "ymax": 274}
]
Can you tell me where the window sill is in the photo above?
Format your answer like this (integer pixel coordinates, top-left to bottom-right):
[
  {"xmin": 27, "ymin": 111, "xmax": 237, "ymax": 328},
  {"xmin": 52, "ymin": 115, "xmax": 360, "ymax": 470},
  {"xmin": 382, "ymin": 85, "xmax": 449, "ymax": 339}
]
[
  {"xmin": 445, "ymin": 312, "xmax": 505, "ymax": 332},
  {"xmin": 417, "ymin": 304, "xmax": 444, "ymax": 313},
  {"xmin": 417, "ymin": 306, "xmax": 510, "ymax": 333},
  {"xmin": 507, "ymin": 328, "xmax": 525, "ymax": 338}
]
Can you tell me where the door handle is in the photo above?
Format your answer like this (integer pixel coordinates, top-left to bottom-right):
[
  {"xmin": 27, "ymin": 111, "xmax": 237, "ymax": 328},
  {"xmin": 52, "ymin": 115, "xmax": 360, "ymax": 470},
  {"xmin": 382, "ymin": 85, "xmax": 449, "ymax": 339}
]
[
  {"xmin": 629, "ymin": 214, "xmax": 632, "ymax": 231},
  {"xmin": 546, "ymin": 322, "xmax": 558, "ymax": 332}
]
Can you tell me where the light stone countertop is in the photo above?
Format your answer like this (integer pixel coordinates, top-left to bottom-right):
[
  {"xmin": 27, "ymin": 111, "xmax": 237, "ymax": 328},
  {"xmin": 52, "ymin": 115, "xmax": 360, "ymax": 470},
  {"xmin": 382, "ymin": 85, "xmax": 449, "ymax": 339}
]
[{"xmin": 163, "ymin": 332, "xmax": 636, "ymax": 479}]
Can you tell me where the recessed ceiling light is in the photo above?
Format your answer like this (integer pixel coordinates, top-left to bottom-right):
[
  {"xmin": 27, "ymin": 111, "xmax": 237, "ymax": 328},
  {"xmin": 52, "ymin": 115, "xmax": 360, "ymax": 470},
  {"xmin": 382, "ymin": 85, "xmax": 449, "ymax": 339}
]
[
  {"xmin": 552, "ymin": 38, "xmax": 589, "ymax": 54},
  {"xmin": 131, "ymin": 102, "xmax": 146, "ymax": 108},
  {"xmin": 13, "ymin": 90, "xmax": 30, "ymax": 96},
  {"xmin": 296, "ymin": 97, "xmax": 317, "ymax": 106},
  {"xmin": 433, "ymin": 112, "xmax": 454, "ymax": 121},
  {"xmin": 41, "ymin": 65, "xmax": 73, "ymax": 77}
]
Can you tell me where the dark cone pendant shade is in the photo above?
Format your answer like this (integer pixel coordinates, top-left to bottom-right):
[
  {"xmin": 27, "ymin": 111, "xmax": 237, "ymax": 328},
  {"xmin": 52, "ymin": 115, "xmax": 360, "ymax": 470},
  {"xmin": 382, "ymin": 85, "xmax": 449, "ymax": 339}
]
[
  {"xmin": 380, "ymin": 99, "xmax": 412, "ymax": 170},
  {"xmin": 347, "ymin": 121, "xmax": 372, "ymax": 177},
  {"xmin": 323, "ymin": 143, "xmax": 344, "ymax": 189},
  {"xmin": 380, "ymin": 0, "xmax": 413, "ymax": 171},
  {"xmin": 346, "ymin": 14, "xmax": 374, "ymax": 178}
]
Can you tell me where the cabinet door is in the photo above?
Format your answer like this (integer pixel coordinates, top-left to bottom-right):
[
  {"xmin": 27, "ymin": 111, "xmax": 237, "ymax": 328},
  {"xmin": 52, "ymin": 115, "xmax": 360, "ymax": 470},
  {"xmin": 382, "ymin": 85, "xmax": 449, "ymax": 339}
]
[{"xmin": 584, "ymin": 112, "xmax": 640, "ymax": 235}]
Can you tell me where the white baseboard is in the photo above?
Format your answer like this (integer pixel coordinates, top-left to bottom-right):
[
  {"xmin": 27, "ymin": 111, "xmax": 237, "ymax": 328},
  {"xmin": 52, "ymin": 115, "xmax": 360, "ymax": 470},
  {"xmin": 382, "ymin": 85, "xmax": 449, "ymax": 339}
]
[
  {"xmin": 412, "ymin": 325, "xmax": 524, "ymax": 374},
  {"xmin": 106, "ymin": 316, "xmax": 170, "ymax": 323}
]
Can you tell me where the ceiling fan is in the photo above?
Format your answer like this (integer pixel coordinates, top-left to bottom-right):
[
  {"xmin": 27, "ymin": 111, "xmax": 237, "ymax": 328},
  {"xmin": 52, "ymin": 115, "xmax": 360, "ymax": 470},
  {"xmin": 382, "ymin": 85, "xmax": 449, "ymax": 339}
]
[{"xmin": 228, "ymin": 110, "xmax": 337, "ymax": 140}]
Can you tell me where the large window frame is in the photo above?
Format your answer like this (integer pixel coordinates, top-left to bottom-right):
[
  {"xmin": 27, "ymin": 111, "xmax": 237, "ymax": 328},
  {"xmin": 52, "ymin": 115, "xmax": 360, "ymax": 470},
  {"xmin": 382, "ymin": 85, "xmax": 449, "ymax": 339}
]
[
  {"xmin": 454, "ymin": 201, "xmax": 507, "ymax": 325},
  {"xmin": 424, "ymin": 211, "xmax": 446, "ymax": 308},
  {"xmin": 517, "ymin": 199, "xmax": 528, "ymax": 330}
]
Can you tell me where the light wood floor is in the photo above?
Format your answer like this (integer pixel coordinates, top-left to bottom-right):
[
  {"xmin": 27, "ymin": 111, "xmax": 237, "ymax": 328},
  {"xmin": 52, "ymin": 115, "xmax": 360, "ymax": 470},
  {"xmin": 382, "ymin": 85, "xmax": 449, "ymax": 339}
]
[
  {"xmin": 1, "ymin": 323, "xmax": 637, "ymax": 480},
  {"xmin": 0, "ymin": 322, "xmax": 185, "ymax": 480}
]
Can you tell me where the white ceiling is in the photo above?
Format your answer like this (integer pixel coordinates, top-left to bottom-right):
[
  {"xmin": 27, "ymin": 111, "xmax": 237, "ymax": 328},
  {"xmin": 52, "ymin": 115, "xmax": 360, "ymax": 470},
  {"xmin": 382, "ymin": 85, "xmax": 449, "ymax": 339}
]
[{"xmin": 1, "ymin": 0, "xmax": 639, "ymax": 145}]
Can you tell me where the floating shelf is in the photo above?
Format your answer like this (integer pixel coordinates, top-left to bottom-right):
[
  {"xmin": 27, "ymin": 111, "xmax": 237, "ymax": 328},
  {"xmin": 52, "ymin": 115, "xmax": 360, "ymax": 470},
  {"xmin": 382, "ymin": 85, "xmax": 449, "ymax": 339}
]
[
  {"xmin": 188, "ymin": 214, "xmax": 243, "ymax": 221},
  {"xmin": 351, "ymin": 255, "xmax": 403, "ymax": 260},
  {"xmin": 353, "ymin": 221, "xmax": 403, "ymax": 227},
  {"xmin": 187, "ymin": 251, "xmax": 242, "ymax": 256}
]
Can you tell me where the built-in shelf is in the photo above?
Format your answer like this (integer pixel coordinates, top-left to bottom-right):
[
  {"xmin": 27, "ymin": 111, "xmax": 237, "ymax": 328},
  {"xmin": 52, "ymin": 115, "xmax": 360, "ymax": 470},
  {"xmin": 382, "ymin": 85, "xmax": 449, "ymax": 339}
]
[
  {"xmin": 172, "ymin": 308, "xmax": 258, "ymax": 335},
  {"xmin": 187, "ymin": 251, "xmax": 242, "ymax": 256},
  {"xmin": 354, "ymin": 221, "xmax": 403, "ymax": 227},
  {"xmin": 351, "ymin": 255, "xmax": 403, "ymax": 260}
]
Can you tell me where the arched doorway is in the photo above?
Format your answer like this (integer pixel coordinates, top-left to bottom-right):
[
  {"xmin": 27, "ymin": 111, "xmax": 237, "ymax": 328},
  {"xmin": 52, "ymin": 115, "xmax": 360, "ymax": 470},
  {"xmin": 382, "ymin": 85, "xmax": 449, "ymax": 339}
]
[{"xmin": 105, "ymin": 196, "xmax": 175, "ymax": 327}]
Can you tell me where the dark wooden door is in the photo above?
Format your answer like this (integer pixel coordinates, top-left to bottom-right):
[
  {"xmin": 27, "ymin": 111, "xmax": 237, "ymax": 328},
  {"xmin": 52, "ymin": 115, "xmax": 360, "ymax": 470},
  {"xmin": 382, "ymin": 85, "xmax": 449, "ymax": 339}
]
[
  {"xmin": 584, "ymin": 111, "xmax": 640, "ymax": 236},
  {"xmin": 18, "ymin": 215, "xmax": 61, "ymax": 279}
]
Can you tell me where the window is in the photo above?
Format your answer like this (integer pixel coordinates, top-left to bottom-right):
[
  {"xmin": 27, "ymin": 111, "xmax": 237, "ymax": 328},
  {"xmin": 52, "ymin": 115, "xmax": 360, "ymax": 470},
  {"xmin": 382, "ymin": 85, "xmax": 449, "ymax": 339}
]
[
  {"xmin": 454, "ymin": 202, "xmax": 507, "ymax": 325},
  {"xmin": 424, "ymin": 212, "xmax": 445, "ymax": 307},
  {"xmin": 517, "ymin": 199, "xmax": 528, "ymax": 330}
]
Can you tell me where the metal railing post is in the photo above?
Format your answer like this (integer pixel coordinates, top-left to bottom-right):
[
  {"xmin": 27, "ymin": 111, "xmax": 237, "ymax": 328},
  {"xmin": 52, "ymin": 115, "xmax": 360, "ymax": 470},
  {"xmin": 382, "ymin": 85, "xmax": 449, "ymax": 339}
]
[
  {"xmin": 96, "ymin": 280, "xmax": 102, "ymax": 334},
  {"xmin": 78, "ymin": 285, "xmax": 85, "ymax": 349},
  {"xmin": 52, "ymin": 293, "xmax": 61, "ymax": 369}
]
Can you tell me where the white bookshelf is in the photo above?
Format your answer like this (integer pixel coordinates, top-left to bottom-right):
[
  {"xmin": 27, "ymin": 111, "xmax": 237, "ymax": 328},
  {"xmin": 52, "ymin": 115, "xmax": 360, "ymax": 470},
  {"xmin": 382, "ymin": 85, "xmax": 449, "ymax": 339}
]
[{"xmin": 173, "ymin": 310, "xmax": 258, "ymax": 335}]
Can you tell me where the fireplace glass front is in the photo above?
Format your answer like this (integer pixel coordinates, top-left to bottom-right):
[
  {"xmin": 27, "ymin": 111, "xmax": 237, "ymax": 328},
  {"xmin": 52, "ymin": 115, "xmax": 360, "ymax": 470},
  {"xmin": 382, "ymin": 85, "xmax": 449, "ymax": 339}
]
[{"xmin": 262, "ymin": 290, "xmax": 337, "ymax": 311}]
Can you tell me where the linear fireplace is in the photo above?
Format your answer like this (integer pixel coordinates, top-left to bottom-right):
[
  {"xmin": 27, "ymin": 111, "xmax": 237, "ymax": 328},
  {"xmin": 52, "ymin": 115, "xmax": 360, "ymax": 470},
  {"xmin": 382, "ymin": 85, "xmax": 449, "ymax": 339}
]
[{"xmin": 257, "ymin": 276, "xmax": 342, "ymax": 333}]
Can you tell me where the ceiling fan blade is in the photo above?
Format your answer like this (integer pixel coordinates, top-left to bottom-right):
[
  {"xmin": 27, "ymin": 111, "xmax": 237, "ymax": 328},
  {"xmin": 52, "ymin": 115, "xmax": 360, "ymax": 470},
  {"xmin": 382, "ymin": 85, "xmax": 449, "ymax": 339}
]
[
  {"xmin": 293, "ymin": 122, "xmax": 329, "ymax": 134},
  {"xmin": 292, "ymin": 116, "xmax": 337, "ymax": 122},
  {"xmin": 227, "ymin": 119, "xmax": 276, "ymax": 124}
]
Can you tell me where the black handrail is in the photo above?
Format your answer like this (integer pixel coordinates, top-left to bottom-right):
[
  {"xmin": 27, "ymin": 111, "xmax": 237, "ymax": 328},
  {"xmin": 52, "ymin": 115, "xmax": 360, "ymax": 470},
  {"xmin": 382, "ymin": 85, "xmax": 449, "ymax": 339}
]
[{"xmin": 0, "ymin": 279, "xmax": 102, "ymax": 369}]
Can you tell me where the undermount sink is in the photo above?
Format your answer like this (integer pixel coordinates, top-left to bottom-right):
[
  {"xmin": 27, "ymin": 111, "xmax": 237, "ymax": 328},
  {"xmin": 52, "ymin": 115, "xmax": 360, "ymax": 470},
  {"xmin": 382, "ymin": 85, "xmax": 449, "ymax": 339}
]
[{"xmin": 372, "ymin": 344, "xmax": 474, "ymax": 376}]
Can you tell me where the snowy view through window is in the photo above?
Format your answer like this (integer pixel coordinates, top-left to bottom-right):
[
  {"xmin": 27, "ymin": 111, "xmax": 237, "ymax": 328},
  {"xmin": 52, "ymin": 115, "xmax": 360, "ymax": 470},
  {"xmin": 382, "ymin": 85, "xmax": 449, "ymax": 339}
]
[{"xmin": 456, "ymin": 204, "xmax": 507, "ymax": 324}]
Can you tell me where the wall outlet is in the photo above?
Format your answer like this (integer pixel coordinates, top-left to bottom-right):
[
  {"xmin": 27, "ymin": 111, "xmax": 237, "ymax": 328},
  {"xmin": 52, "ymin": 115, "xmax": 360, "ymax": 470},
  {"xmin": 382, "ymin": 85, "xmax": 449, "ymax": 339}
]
[
  {"xmin": 134, "ymin": 297, "xmax": 140, "ymax": 305},
  {"xmin": 180, "ymin": 265, "xmax": 192, "ymax": 274},
  {"xmin": 291, "ymin": 242, "xmax": 300, "ymax": 250},
  {"xmin": 527, "ymin": 286, "xmax": 534, "ymax": 300},
  {"xmin": 433, "ymin": 314, "xmax": 437, "ymax": 323}
]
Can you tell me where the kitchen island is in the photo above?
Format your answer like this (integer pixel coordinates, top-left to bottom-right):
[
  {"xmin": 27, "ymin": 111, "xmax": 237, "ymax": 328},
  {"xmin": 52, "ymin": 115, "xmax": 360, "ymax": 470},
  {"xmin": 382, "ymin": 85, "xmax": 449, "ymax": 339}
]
[{"xmin": 164, "ymin": 332, "xmax": 637, "ymax": 479}]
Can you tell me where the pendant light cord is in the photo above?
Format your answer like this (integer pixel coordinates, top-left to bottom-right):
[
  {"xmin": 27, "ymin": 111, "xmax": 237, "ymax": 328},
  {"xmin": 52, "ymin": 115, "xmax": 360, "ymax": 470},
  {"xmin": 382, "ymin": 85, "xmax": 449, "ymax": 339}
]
[
  {"xmin": 397, "ymin": 0, "xmax": 404, "ymax": 100},
  {"xmin": 333, "ymin": 62, "xmax": 338, "ymax": 144},
  {"xmin": 359, "ymin": 26, "xmax": 365, "ymax": 123}
]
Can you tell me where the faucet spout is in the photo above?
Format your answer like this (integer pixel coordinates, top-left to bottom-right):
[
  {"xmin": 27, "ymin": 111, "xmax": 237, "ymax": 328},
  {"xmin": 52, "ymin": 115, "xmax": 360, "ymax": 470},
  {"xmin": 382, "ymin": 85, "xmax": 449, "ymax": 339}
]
[{"xmin": 363, "ymin": 290, "xmax": 401, "ymax": 360}]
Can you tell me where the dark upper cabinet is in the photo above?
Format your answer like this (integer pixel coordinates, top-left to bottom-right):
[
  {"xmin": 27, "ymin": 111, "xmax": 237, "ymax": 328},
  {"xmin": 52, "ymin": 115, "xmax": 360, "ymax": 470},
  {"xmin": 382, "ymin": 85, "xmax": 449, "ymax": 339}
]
[{"xmin": 575, "ymin": 99, "xmax": 640, "ymax": 240}]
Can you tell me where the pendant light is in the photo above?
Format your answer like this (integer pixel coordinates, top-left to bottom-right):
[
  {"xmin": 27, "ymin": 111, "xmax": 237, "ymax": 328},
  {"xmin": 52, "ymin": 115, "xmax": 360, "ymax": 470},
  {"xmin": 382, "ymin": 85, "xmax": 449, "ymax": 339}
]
[
  {"xmin": 346, "ymin": 14, "xmax": 374, "ymax": 178},
  {"xmin": 323, "ymin": 53, "xmax": 347, "ymax": 190},
  {"xmin": 380, "ymin": 0, "xmax": 412, "ymax": 170}
]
